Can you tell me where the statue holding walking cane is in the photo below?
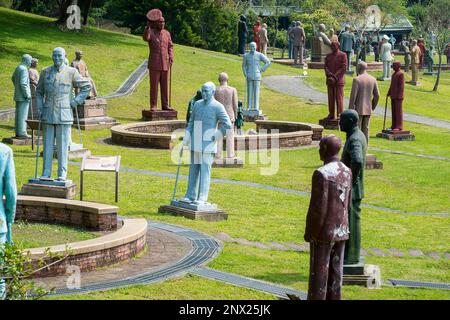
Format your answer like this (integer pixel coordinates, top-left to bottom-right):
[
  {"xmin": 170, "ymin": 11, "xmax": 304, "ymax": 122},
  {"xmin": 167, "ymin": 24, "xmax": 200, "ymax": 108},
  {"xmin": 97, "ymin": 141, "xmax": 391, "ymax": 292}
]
[{"xmin": 142, "ymin": 9, "xmax": 177, "ymax": 121}]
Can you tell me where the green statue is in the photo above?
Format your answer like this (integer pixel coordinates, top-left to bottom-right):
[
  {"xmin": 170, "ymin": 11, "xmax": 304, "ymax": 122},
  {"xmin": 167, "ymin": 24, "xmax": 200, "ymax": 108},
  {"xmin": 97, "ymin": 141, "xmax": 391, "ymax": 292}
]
[
  {"xmin": 425, "ymin": 47, "xmax": 434, "ymax": 73},
  {"xmin": 339, "ymin": 109, "xmax": 367, "ymax": 265},
  {"xmin": 235, "ymin": 101, "xmax": 244, "ymax": 134},
  {"xmin": 186, "ymin": 90, "xmax": 202, "ymax": 123},
  {"xmin": 11, "ymin": 54, "xmax": 32, "ymax": 138}
]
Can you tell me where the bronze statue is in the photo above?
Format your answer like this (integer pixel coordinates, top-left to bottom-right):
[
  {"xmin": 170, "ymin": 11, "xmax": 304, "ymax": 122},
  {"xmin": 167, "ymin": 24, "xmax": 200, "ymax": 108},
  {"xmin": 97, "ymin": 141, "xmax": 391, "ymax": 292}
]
[
  {"xmin": 71, "ymin": 50, "xmax": 97, "ymax": 98},
  {"xmin": 305, "ymin": 135, "xmax": 352, "ymax": 300}
]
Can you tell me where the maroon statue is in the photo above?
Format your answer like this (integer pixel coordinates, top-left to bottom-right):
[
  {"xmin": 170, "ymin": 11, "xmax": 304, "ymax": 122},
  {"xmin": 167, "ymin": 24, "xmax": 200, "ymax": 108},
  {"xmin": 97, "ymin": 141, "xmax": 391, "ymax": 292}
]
[
  {"xmin": 324, "ymin": 41, "xmax": 347, "ymax": 120},
  {"xmin": 253, "ymin": 20, "xmax": 262, "ymax": 52},
  {"xmin": 304, "ymin": 135, "xmax": 352, "ymax": 300},
  {"xmin": 143, "ymin": 9, "xmax": 174, "ymax": 111},
  {"xmin": 387, "ymin": 61, "xmax": 405, "ymax": 131}
]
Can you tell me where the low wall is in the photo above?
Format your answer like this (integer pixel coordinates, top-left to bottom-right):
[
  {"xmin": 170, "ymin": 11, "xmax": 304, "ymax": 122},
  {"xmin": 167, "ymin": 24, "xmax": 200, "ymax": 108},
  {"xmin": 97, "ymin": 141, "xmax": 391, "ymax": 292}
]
[{"xmin": 256, "ymin": 120, "xmax": 323, "ymax": 141}]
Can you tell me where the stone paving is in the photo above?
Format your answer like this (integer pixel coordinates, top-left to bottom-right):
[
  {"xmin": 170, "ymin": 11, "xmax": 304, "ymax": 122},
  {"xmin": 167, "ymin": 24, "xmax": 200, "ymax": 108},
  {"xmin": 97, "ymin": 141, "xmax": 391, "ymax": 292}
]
[{"xmin": 214, "ymin": 232, "xmax": 449, "ymax": 260}]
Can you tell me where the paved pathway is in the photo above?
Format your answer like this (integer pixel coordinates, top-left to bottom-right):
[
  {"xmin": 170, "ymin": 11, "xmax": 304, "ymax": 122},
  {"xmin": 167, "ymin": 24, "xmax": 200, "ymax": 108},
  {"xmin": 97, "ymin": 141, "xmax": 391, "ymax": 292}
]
[{"xmin": 262, "ymin": 75, "xmax": 450, "ymax": 130}]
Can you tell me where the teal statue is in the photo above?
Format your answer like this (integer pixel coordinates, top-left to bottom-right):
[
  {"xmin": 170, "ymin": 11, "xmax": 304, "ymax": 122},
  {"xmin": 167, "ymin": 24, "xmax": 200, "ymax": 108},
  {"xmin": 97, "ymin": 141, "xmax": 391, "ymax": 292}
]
[
  {"xmin": 0, "ymin": 142, "xmax": 17, "ymax": 299},
  {"xmin": 339, "ymin": 109, "xmax": 367, "ymax": 265},
  {"xmin": 178, "ymin": 82, "xmax": 232, "ymax": 208},
  {"xmin": 235, "ymin": 101, "xmax": 245, "ymax": 134},
  {"xmin": 242, "ymin": 42, "xmax": 271, "ymax": 111},
  {"xmin": 425, "ymin": 47, "xmax": 434, "ymax": 73},
  {"xmin": 36, "ymin": 47, "xmax": 91, "ymax": 182},
  {"xmin": 186, "ymin": 90, "xmax": 202, "ymax": 123},
  {"xmin": 11, "ymin": 54, "xmax": 32, "ymax": 138}
]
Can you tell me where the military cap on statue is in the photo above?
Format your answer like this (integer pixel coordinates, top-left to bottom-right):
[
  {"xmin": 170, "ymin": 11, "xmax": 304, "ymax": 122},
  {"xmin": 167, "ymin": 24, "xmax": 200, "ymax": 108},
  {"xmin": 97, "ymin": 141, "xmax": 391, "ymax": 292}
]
[{"xmin": 146, "ymin": 9, "xmax": 163, "ymax": 22}]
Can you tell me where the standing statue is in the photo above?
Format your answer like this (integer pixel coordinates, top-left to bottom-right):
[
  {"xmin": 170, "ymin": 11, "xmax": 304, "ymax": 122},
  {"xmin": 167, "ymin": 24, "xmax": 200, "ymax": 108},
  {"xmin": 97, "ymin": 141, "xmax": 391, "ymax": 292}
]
[
  {"xmin": 389, "ymin": 34, "xmax": 396, "ymax": 48},
  {"xmin": 378, "ymin": 35, "xmax": 393, "ymax": 80},
  {"xmin": 425, "ymin": 46, "xmax": 434, "ymax": 73},
  {"xmin": 339, "ymin": 109, "xmax": 367, "ymax": 265},
  {"xmin": 258, "ymin": 23, "xmax": 269, "ymax": 56},
  {"xmin": 401, "ymin": 39, "xmax": 411, "ymax": 71},
  {"xmin": 214, "ymin": 72, "xmax": 238, "ymax": 160},
  {"xmin": 242, "ymin": 42, "xmax": 271, "ymax": 111},
  {"xmin": 304, "ymin": 135, "xmax": 351, "ymax": 300},
  {"xmin": 180, "ymin": 82, "xmax": 232, "ymax": 206},
  {"xmin": 238, "ymin": 15, "xmax": 248, "ymax": 55},
  {"xmin": 311, "ymin": 23, "xmax": 332, "ymax": 63},
  {"xmin": 28, "ymin": 58, "xmax": 40, "ymax": 120},
  {"xmin": 445, "ymin": 43, "xmax": 450, "ymax": 65},
  {"xmin": 288, "ymin": 21, "xmax": 306, "ymax": 65},
  {"xmin": 36, "ymin": 47, "xmax": 91, "ymax": 181},
  {"xmin": 323, "ymin": 41, "xmax": 347, "ymax": 120},
  {"xmin": 0, "ymin": 142, "xmax": 17, "ymax": 300},
  {"xmin": 410, "ymin": 40, "xmax": 421, "ymax": 85},
  {"xmin": 348, "ymin": 61, "xmax": 380, "ymax": 143},
  {"xmin": 186, "ymin": 90, "xmax": 202, "ymax": 123},
  {"xmin": 11, "ymin": 54, "xmax": 32, "ymax": 138},
  {"xmin": 71, "ymin": 50, "xmax": 98, "ymax": 98},
  {"xmin": 318, "ymin": 24, "xmax": 332, "ymax": 46},
  {"xmin": 143, "ymin": 9, "xmax": 174, "ymax": 111},
  {"xmin": 339, "ymin": 26, "xmax": 355, "ymax": 73},
  {"xmin": 235, "ymin": 101, "xmax": 244, "ymax": 135},
  {"xmin": 287, "ymin": 21, "xmax": 296, "ymax": 59},
  {"xmin": 387, "ymin": 62, "xmax": 405, "ymax": 131},
  {"xmin": 253, "ymin": 20, "xmax": 262, "ymax": 52},
  {"xmin": 417, "ymin": 39, "xmax": 425, "ymax": 67}
]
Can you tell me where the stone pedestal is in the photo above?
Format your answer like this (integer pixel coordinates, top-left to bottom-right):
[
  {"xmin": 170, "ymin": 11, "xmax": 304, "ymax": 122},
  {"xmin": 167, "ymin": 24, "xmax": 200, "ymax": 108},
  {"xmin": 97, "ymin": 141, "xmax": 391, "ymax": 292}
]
[
  {"xmin": 376, "ymin": 130, "xmax": 415, "ymax": 141},
  {"xmin": 365, "ymin": 154, "xmax": 383, "ymax": 170},
  {"xmin": 159, "ymin": 200, "xmax": 228, "ymax": 221},
  {"xmin": 311, "ymin": 38, "xmax": 331, "ymax": 63},
  {"xmin": 74, "ymin": 98, "xmax": 117, "ymax": 130},
  {"xmin": 307, "ymin": 62, "xmax": 325, "ymax": 70},
  {"xmin": 213, "ymin": 157, "xmax": 243, "ymax": 168},
  {"xmin": 407, "ymin": 80, "xmax": 421, "ymax": 86},
  {"xmin": 377, "ymin": 77, "xmax": 391, "ymax": 81},
  {"xmin": 142, "ymin": 109, "xmax": 178, "ymax": 121},
  {"xmin": 318, "ymin": 117, "xmax": 339, "ymax": 130},
  {"xmin": 343, "ymin": 261, "xmax": 382, "ymax": 289},
  {"xmin": 21, "ymin": 179, "xmax": 77, "ymax": 199},
  {"xmin": 242, "ymin": 110, "xmax": 268, "ymax": 122},
  {"xmin": 2, "ymin": 136, "xmax": 41, "ymax": 146}
]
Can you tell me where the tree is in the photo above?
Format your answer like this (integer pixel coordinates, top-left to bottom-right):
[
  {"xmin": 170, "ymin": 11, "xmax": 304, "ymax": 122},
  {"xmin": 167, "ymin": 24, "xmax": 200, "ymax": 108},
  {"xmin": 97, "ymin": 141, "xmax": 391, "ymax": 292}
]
[{"xmin": 423, "ymin": 0, "xmax": 450, "ymax": 91}]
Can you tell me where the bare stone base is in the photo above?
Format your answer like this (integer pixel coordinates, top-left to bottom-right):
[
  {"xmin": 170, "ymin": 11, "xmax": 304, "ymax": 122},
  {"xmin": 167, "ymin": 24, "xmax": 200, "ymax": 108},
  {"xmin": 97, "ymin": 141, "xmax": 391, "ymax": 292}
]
[
  {"xmin": 76, "ymin": 116, "xmax": 118, "ymax": 130},
  {"xmin": 142, "ymin": 109, "xmax": 178, "ymax": 121},
  {"xmin": 3, "ymin": 136, "xmax": 42, "ymax": 146},
  {"xmin": 158, "ymin": 205, "xmax": 228, "ymax": 222},
  {"xmin": 343, "ymin": 263, "xmax": 382, "ymax": 289},
  {"xmin": 20, "ymin": 183, "xmax": 77, "ymax": 199},
  {"xmin": 376, "ymin": 130, "xmax": 415, "ymax": 141},
  {"xmin": 213, "ymin": 157, "xmax": 243, "ymax": 168},
  {"xmin": 365, "ymin": 154, "xmax": 383, "ymax": 170},
  {"xmin": 318, "ymin": 118, "xmax": 339, "ymax": 130}
]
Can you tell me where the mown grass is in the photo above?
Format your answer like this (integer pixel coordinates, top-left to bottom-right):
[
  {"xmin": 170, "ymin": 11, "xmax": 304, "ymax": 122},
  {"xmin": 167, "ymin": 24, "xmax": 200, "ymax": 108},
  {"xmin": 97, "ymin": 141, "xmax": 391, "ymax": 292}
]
[{"xmin": 0, "ymin": 8, "xmax": 448, "ymax": 300}]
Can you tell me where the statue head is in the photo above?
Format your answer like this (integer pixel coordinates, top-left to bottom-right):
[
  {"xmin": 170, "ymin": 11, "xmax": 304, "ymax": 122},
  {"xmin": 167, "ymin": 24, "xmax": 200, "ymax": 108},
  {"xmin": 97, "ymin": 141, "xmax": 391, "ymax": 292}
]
[
  {"xmin": 255, "ymin": 20, "xmax": 261, "ymax": 26},
  {"xmin": 75, "ymin": 50, "xmax": 83, "ymax": 59},
  {"xmin": 218, "ymin": 72, "xmax": 229, "ymax": 85},
  {"xmin": 339, "ymin": 109, "xmax": 359, "ymax": 133},
  {"xmin": 345, "ymin": 26, "xmax": 349, "ymax": 32},
  {"xmin": 382, "ymin": 34, "xmax": 389, "ymax": 43},
  {"xmin": 411, "ymin": 39, "xmax": 417, "ymax": 46},
  {"xmin": 295, "ymin": 21, "xmax": 300, "ymax": 27},
  {"xmin": 249, "ymin": 42, "xmax": 257, "ymax": 53},
  {"xmin": 195, "ymin": 90, "xmax": 202, "ymax": 100},
  {"xmin": 356, "ymin": 61, "xmax": 368, "ymax": 75},
  {"xmin": 31, "ymin": 58, "xmax": 38, "ymax": 68},
  {"xmin": 52, "ymin": 47, "xmax": 66, "ymax": 68},
  {"xmin": 240, "ymin": 15, "xmax": 246, "ymax": 22},
  {"xmin": 330, "ymin": 41, "xmax": 340, "ymax": 53},
  {"xmin": 156, "ymin": 17, "xmax": 165, "ymax": 31},
  {"xmin": 319, "ymin": 135, "xmax": 342, "ymax": 162},
  {"xmin": 392, "ymin": 61, "xmax": 401, "ymax": 72},
  {"xmin": 201, "ymin": 82, "xmax": 216, "ymax": 102},
  {"xmin": 319, "ymin": 24, "xmax": 326, "ymax": 32},
  {"xmin": 262, "ymin": 23, "xmax": 267, "ymax": 29},
  {"xmin": 21, "ymin": 54, "xmax": 32, "ymax": 67}
]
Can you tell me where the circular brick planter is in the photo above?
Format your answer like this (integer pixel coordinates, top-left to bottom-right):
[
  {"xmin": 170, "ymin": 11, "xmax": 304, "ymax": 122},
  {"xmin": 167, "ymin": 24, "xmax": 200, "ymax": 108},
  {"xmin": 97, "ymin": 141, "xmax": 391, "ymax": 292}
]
[
  {"xmin": 110, "ymin": 120, "xmax": 323, "ymax": 151},
  {"xmin": 16, "ymin": 195, "xmax": 147, "ymax": 277}
]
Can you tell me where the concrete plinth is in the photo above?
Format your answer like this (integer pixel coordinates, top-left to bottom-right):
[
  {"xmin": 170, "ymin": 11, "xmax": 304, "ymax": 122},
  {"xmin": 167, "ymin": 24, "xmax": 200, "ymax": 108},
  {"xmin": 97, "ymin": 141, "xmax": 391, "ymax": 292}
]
[
  {"xmin": 242, "ymin": 110, "xmax": 268, "ymax": 122},
  {"xmin": 142, "ymin": 109, "xmax": 178, "ymax": 121},
  {"xmin": 344, "ymin": 262, "xmax": 382, "ymax": 289},
  {"xmin": 74, "ymin": 98, "xmax": 117, "ymax": 130},
  {"xmin": 365, "ymin": 154, "xmax": 383, "ymax": 170},
  {"xmin": 3, "ymin": 136, "xmax": 42, "ymax": 146},
  {"xmin": 20, "ymin": 182, "xmax": 77, "ymax": 199},
  {"xmin": 213, "ymin": 157, "xmax": 243, "ymax": 168},
  {"xmin": 318, "ymin": 118, "xmax": 340, "ymax": 130},
  {"xmin": 376, "ymin": 130, "xmax": 415, "ymax": 141},
  {"xmin": 158, "ymin": 203, "xmax": 228, "ymax": 222}
]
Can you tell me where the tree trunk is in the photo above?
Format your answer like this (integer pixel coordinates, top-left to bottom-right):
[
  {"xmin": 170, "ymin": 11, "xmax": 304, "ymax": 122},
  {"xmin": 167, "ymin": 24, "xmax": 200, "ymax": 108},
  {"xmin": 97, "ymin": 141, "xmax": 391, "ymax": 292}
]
[{"xmin": 433, "ymin": 52, "xmax": 442, "ymax": 92}]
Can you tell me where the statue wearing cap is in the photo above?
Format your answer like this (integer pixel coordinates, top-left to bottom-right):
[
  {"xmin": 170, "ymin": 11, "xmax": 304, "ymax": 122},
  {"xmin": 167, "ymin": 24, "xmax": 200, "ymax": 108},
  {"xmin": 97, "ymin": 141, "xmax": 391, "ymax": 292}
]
[
  {"xmin": 143, "ymin": 9, "xmax": 175, "ymax": 111},
  {"xmin": 11, "ymin": 54, "xmax": 32, "ymax": 138},
  {"xmin": 378, "ymin": 35, "xmax": 393, "ymax": 80}
]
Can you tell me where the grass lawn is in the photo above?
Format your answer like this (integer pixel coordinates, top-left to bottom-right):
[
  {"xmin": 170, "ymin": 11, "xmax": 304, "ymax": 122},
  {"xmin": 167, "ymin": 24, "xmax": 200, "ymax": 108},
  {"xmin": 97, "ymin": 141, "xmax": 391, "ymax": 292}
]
[{"xmin": 0, "ymin": 8, "xmax": 449, "ymax": 300}]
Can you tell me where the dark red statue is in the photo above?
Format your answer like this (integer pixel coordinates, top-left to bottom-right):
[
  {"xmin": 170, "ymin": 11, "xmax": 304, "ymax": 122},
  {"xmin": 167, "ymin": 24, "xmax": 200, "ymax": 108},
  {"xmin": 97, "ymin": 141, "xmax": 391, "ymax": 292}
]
[
  {"xmin": 143, "ymin": 9, "xmax": 175, "ymax": 111},
  {"xmin": 324, "ymin": 41, "xmax": 347, "ymax": 120},
  {"xmin": 304, "ymin": 135, "xmax": 352, "ymax": 300},
  {"xmin": 387, "ymin": 61, "xmax": 405, "ymax": 131},
  {"xmin": 253, "ymin": 20, "xmax": 262, "ymax": 52}
]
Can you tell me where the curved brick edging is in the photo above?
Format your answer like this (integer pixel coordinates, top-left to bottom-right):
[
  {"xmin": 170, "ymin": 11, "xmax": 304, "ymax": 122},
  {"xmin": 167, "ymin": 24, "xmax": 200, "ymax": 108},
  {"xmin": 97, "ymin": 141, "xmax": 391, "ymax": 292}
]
[
  {"xmin": 28, "ymin": 218, "xmax": 148, "ymax": 278},
  {"xmin": 111, "ymin": 120, "xmax": 321, "ymax": 150},
  {"xmin": 16, "ymin": 195, "xmax": 118, "ymax": 231}
]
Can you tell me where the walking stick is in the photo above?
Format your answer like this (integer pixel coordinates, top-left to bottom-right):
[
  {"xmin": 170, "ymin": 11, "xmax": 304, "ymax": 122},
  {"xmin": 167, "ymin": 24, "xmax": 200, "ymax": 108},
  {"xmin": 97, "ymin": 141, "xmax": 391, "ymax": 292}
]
[
  {"xmin": 169, "ymin": 63, "xmax": 172, "ymax": 108},
  {"xmin": 171, "ymin": 145, "xmax": 184, "ymax": 201},
  {"xmin": 34, "ymin": 119, "xmax": 41, "ymax": 179},
  {"xmin": 383, "ymin": 95, "xmax": 389, "ymax": 131}
]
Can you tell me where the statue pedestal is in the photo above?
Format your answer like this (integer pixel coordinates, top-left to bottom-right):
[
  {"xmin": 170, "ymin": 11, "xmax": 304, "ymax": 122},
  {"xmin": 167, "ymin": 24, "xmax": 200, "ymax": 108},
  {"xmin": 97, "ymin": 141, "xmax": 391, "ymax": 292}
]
[
  {"xmin": 343, "ymin": 261, "xmax": 382, "ymax": 289},
  {"xmin": 74, "ymin": 98, "xmax": 117, "ymax": 130},
  {"xmin": 158, "ymin": 200, "xmax": 228, "ymax": 222},
  {"xmin": 318, "ymin": 117, "xmax": 340, "ymax": 130},
  {"xmin": 377, "ymin": 77, "xmax": 391, "ymax": 81},
  {"xmin": 213, "ymin": 157, "xmax": 243, "ymax": 168},
  {"xmin": 242, "ymin": 110, "xmax": 268, "ymax": 122},
  {"xmin": 376, "ymin": 130, "xmax": 415, "ymax": 141},
  {"xmin": 2, "ymin": 136, "xmax": 41, "ymax": 146},
  {"xmin": 365, "ymin": 154, "xmax": 383, "ymax": 170},
  {"xmin": 142, "ymin": 109, "xmax": 178, "ymax": 121},
  {"xmin": 407, "ymin": 81, "xmax": 421, "ymax": 86},
  {"xmin": 21, "ymin": 179, "xmax": 77, "ymax": 199},
  {"xmin": 307, "ymin": 62, "xmax": 325, "ymax": 69}
]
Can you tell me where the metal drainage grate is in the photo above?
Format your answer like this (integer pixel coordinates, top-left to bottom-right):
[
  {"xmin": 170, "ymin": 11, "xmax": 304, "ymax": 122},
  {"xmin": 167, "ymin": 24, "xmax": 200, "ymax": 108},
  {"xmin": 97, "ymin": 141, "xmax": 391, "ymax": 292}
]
[{"xmin": 388, "ymin": 279, "xmax": 450, "ymax": 290}]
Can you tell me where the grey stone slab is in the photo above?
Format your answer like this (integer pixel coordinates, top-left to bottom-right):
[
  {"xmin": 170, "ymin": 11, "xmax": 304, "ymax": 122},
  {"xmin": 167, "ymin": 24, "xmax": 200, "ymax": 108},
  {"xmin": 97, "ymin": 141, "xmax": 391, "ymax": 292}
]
[
  {"xmin": 388, "ymin": 248, "xmax": 406, "ymax": 257},
  {"xmin": 284, "ymin": 242, "xmax": 310, "ymax": 252},
  {"xmin": 425, "ymin": 252, "xmax": 441, "ymax": 260},
  {"xmin": 267, "ymin": 242, "xmax": 289, "ymax": 251},
  {"xmin": 369, "ymin": 248, "xmax": 388, "ymax": 257},
  {"xmin": 408, "ymin": 249, "xmax": 424, "ymax": 257}
]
